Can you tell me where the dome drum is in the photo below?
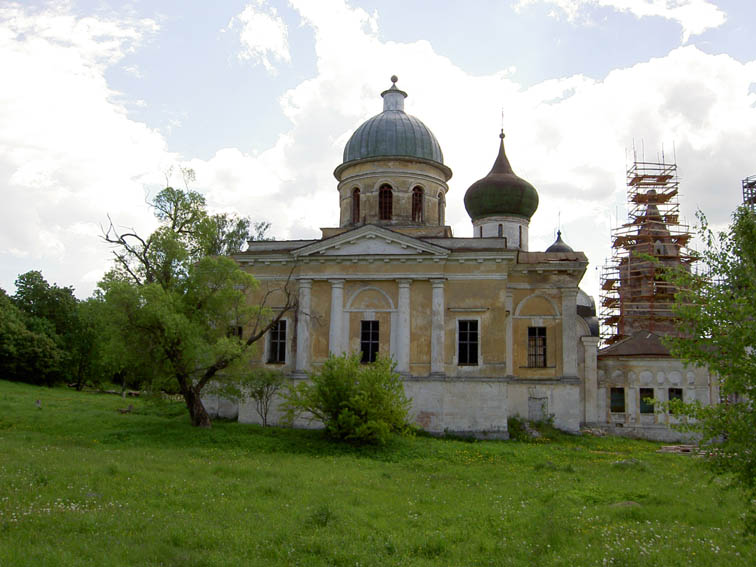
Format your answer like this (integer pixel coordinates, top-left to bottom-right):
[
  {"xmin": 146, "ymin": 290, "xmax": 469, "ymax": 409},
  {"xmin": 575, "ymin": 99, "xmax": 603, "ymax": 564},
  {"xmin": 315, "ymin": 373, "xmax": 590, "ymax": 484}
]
[{"xmin": 472, "ymin": 215, "xmax": 529, "ymax": 250}]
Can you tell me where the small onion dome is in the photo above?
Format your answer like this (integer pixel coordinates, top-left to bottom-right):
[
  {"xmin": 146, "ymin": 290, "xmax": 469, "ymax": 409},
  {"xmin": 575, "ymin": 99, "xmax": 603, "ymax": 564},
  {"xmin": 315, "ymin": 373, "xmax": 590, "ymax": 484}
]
[
  {"xmin": 577, "ymin": 289, "xmax": 599, "ymax": 337},
  {"xmin": 342, "ymin": 76, "xmax": 444, "ymax": 166},
  {"xmin": 464, "ymin": 131, "xmax": 539, "ymax": 221},
  {"xmin": 546, "ymin": 230, "xmax": 574, "ymax": 253}
]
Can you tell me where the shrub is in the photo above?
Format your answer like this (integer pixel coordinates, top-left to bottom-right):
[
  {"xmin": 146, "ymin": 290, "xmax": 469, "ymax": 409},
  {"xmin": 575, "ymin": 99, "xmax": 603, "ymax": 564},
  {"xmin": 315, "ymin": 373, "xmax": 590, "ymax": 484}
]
[{"xmin": 282, "ymin": 353, "xmax": 411, "ymax": 445}]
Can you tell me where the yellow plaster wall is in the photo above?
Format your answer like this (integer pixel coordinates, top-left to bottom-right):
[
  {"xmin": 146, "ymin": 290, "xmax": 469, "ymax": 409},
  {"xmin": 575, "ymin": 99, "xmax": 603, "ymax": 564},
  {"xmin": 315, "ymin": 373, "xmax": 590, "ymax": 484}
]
[{"xmin": 512, "ymin": 289, "xmax": 562, "ymax": 378}]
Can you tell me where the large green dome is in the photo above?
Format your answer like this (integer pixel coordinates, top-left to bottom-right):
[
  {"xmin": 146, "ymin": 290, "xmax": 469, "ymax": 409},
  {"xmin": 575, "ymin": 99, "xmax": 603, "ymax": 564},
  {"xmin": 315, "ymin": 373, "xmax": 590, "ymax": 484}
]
[
  {"xmin": 464, "ymin": 133, "xmax": 539, "ymax": 221},
  {"xmin": 342, "ymin": 78, "xmax": 444, "ymax": 166}
]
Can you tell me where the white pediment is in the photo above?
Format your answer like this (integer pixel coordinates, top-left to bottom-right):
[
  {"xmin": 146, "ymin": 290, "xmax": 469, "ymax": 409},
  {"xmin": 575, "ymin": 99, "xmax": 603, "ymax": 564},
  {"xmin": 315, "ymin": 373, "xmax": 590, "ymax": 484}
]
[{"xmin": 293, "ymin": 225, "xmax": 449, "ymax": 258}]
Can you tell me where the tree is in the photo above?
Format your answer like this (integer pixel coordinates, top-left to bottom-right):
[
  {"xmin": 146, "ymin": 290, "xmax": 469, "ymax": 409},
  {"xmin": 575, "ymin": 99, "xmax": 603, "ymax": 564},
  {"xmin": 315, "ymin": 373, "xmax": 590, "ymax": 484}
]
[
  {"xmin": 0, "ymin": 288, "xmax": 65, "ymax": 385},
  {"xmin": 662, "ymin": 207, "xmax": 756, "ymax": 531},
  {"xmin": 282, "ymin": 354, "xmax": 411, "ymax": 445},
  {"xmin": 101, "ymin": 179, "xmax": 295, "ymax": 427}
]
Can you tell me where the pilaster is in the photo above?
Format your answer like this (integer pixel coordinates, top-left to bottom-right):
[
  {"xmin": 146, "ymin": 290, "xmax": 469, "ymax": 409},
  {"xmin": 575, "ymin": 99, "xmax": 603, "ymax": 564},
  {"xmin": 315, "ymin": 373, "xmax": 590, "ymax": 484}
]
[
  {"xmin": 295, "ymin": 279, "xmax": 312, "ymax": 372},
  {"xmin": 560, "ymin": 288, "xmax": 578, "ymax": 378},
  {"xmin": 397, "ymin": 279, "xmax": 411, "ymax": 373},
  {"xmin": 328, "ymin": 279, "xmax": 345, "ymax": 355},
  {"xmin": 431, "ymin": 279, "xmax": 445, "ymax": 375}
]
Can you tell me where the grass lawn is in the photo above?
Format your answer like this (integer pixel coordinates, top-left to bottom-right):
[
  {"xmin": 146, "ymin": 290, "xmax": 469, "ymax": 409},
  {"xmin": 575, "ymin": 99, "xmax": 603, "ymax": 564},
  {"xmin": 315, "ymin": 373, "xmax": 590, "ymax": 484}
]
[{"xmin": 0, "ymin": 380, "xmax": 752, "ymax": 566}]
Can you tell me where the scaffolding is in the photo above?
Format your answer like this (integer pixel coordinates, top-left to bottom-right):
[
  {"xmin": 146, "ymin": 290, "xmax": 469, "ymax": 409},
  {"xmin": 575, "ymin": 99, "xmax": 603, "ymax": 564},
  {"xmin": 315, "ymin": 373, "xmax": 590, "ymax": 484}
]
[
  {"xmin": 600, "ymin": 160, "xmax": 695, "ymax": 345},
  {"xmin": 743, "ymin": 175, "xmax": 756, "ymax": 212}
]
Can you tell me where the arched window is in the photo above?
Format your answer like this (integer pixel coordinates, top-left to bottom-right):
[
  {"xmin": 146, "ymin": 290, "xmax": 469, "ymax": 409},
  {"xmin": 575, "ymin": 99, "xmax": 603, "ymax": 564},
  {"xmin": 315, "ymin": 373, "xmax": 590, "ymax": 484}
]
[
  {"xmin": 438, "ymin": 192, "xmax": 445, "ymax": 225},
  {"xmin": 412, "ymin": 186, "xmax": 424, "ymax": 222},
  {"xmin": 379, "ymin": 185, "xmax": 393, "ymax": 220},
  {"xmin": 498, "ymin": 224, "xmax": 503, "ymax": 237},
  {"xmin": 479, "ymin": 226, "xmax": 483, "ymax": 238},
  {"xmin": 519, "ymin": 225, "xmax": 523, "ymax": 248},
  {"xmin": 352, "ymin": 188, "xmax": 360, "ymax": 224}
]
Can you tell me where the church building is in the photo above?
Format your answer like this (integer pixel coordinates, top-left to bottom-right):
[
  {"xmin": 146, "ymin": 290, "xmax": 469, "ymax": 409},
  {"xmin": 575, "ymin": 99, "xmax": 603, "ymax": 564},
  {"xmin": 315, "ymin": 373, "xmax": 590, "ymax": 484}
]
[
  {"xmin": 217, "ymin": 77, "xmax": 606, "ymax": 438},
  {"xmin": 207, "ymin": 77, "xmax": 715, "ymax": 440}
]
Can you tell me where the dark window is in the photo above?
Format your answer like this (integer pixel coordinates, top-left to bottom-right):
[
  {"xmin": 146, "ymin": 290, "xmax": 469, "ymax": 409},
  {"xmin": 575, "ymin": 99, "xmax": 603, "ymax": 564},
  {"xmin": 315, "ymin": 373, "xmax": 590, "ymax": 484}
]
[
  {"xmin": 360, "ymin": 320, "xmax": 379, "ymax": 363},
  {"xmin": 640, "ymin": 388, "xmax": 654, "ymax": 414},
  {"xmin": 527, "ymin": 327, "xmax": 547, "ymax": 368},
  {"xmin": 479, "ymin": 226, "xmax": 483, "ymax": 238},
  {"xmin": 610, "ymin": 387, "xmax": 626, "ymax": 413},
  {"xmin": 438, "ymin": 192, "xmax": 444, "ymax": 225},
  {"xmin": 352, "ymin": 188, "xmax": 360, "ymax": 224},
  {"xmin": 498, "ymin": 224, "xmax": 503, "ymax": 237},
  {"xmin": 412, "ymin": 186, "xmax": 424, "ymax": 222},
  {"xmin": 267, "ymin": 320, "xmax": 286, "ymax": 363},
  {"xmin": 458, "ymin": 320, "xmax": 479, "ymax": 365},
  {"xmin": 228, "ymin": 325, "xmax": 243, "ymax": 338},
  {"xmin": 379, "ymin": 185, "xmax": 392, "ymax": 220},
  {"xmin": 519, "ymin": 225, "xmax": 523, "ymax": 248},
  {"xmin": 668, "ymin": 388, "xmax": 683, "ymax": 413}
]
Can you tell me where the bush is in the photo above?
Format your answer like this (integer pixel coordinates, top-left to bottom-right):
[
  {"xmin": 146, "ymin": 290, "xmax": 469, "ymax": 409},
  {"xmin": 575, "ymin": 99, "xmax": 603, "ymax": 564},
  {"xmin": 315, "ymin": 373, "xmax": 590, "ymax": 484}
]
[{"xmin": 282, "ymin": 353, "xmax": 411, "ymax": 445}]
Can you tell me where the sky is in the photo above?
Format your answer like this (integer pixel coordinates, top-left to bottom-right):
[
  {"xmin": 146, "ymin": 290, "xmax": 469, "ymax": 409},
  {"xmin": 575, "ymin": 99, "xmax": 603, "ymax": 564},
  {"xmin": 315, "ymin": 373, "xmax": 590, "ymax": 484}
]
[{"xmin": 1, "ymin": 0, "xmax": 755, "ymax": 303}]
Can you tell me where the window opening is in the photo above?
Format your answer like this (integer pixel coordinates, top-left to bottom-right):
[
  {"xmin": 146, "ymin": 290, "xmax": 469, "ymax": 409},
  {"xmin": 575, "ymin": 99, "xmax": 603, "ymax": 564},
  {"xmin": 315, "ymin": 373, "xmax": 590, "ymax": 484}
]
[
  {"xmin": 360, "ymin": 320, "xmax": 379, "ymax": 363},
  {"xmin": 458, "ymin": 320, "xmax": 479, "ymax": 365},
  {"xmin": 352, "ymin": 188, "xmax": 360, "ymax": 224},
  {"xmin": 412, "ymin": 186, "xmax": 424, "ymax": 222},
  {"xmin": 527, "ymin": 327, "xmax": 547, "ymax": 368},
  {"xmin": 438, "ymin": 192, "xmax": 444, "ymax": 225},
  {"xmin": 610, "ymin": 387, "xmax": 626, "ymax": 413},
  {"xmin": 267, "ymin": 320, "xmax": 286, "ymax": 363},
  {"xmin": 498, "ymin": 224, "xmax": 503, "ymax": 237},
  {"xmin": 519, "ymin": 225, "xmax": 523, "ymax": 248},
  {"xmin": 640, "ymin": 388, "xmax": 654, "ymax": 414},
  {"xmin": 379, "ymin": 185, "xmax": 393, "ymax": 220},
  {"xmin": 668, "ymin": 387, "xmax": 683, "ymax": 413}
]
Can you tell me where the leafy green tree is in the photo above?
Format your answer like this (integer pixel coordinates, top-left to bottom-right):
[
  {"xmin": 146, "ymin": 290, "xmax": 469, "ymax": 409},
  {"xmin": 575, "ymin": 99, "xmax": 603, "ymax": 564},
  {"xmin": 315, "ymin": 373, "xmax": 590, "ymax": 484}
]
[
  {"xmin": 216, "ymin": 368, "xmax": 287, "ymax": 427},
  {"xmin": 101, "ymin": 180, "xmax": 294, "ymax": 427},
  {"xmin": 9, "ymin": 271, "xmax": 109, "ymax": 390},
  {"xmin": 663, "ymin": 207, "xmax": 756, "ymax": 531},
  {"xmin": 0, "ymin": 288, "xmax": 65, "ymax": 385},
  {"xmin": 282, "ymin": 354, "xmax": 411, "ymax": 445}
]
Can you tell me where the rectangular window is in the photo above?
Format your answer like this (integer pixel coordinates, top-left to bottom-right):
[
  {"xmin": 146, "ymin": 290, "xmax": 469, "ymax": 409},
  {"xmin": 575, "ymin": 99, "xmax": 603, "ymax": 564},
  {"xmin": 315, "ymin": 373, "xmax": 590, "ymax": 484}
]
[
  {"xmin": 458, "ymin": 320, "xmax": 479, "ymax": 365},
  {"xmin": 610, "ymin": 387, "xmax": 626, "ymax": 413},
  {"xmin": 267, "ymin": 320, "xmax": 286, "ymax": 364},
  {"xmin": 668, "ymin": 387, "xmax": 683, "ymax": 413},
  {"xmin": 527, "ymin": 327, "xmax": 547, "ymax": 368},
  {"xmin": 360, "ymin": 320, "xmax": 379, "ymax": 363},
  {"xmin": 640, "ymin": 388, "xmax": 655, "ymax": 414}
]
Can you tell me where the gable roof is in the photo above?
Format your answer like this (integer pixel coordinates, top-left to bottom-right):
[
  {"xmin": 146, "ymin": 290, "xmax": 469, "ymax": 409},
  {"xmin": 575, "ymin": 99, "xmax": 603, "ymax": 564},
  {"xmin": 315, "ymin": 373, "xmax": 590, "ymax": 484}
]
[
  {"xmin": 599, "ymin": 331, "xmax": 671, "ymax": 357},
  {"xmin": 292, "ymin": 224, "xmax": 450, "ymax": 258}
]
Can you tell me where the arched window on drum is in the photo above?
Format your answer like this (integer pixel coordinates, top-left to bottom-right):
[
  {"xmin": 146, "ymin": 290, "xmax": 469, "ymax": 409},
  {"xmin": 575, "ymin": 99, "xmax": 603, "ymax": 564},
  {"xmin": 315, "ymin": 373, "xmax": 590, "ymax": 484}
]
[
  {"xmin": 379, "ymin": 185, "xmax": 393, "ymax": 220},
  {"xmin": 412, "ymin": 186, "xmax": 424, "ymax": 223},
  {"xmin": 352, "ymin": 188, "xmax": 360, "ymax": 224}
]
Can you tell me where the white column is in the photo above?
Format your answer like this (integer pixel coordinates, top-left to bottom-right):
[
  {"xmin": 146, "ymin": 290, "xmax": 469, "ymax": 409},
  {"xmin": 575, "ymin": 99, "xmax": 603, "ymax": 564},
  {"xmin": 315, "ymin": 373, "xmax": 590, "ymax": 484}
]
[
  {"xmin": 431, "ymin": 279, "xmax": 445, "ymax": 375},
  {"xmin": 505, "ymin": 293, "xmax": 514, "ymax": 376},
  {"xmin": 561, "ymin": 288, "xmax": 578, "ymax": 378},
  {"xmin": 328, "ymin": 279, "xmax": 344, "ymax": 355},
  {"xmin": 295, "ymin": 279, "xmax": 312, "ymax": 372},
  {"xmin": 397, "ymin": 279, "xmax": 411, "ymax": 374},
  {"xmin": 581, "ymin": 336, "xmax": 600, "ymax": 424}
]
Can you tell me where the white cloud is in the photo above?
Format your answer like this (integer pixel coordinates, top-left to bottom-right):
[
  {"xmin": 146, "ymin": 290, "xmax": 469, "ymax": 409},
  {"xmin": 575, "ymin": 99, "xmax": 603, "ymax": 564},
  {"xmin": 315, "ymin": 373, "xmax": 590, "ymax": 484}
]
[
  {"xmin": 226, "ymin": 0, "xmax": 291, "ymax": 73},
  {"xmin": 0, "ymin": 3, "xmax": 171, "ymax": 295},
  {"xmin": 199, "ymin": 0, "xmax": 754, "ymax": 303},
  {"xmin": 2, "ymin": 0, "xmax": 754, "ymax": 308},
  {"xmin": 515, "ymin": 0, "xmax": 727, "ymax": 42}
]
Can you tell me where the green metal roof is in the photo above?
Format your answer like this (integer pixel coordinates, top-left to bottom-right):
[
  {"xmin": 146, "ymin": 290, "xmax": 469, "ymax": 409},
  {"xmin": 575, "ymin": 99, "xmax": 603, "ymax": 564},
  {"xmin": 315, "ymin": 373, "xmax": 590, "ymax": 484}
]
[
  {"xmin": 464, "ymin": 133, "xmax": 539, "ymax": 221},
  {"xmin": 342, "ymin": 79, "xmax": 444, "ymax": 166}
]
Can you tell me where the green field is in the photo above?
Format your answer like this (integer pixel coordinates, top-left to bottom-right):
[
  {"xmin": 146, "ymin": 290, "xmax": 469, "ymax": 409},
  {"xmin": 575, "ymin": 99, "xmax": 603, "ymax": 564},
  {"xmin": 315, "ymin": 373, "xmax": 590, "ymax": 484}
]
[{"xmin": 0, "ymin": 380, "xmax": 751, "ymax": 566}]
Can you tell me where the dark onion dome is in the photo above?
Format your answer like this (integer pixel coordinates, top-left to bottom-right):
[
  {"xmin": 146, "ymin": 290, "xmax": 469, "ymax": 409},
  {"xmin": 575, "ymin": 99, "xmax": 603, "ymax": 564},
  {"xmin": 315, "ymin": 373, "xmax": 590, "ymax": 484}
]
[
  {"xmin": 577, "ymin": 289, "xmax": 599, "ymax": 337},
  {"xmin": 464, "ymin": 131, "xmax": 539, "ymax": 221},
  {"xmin": 546, "ymin": 230, "xmax": 574, "ymax": 253},
  {"xmin": 341, "ymin": 76, "xmax": 445, "ymax": 166}
]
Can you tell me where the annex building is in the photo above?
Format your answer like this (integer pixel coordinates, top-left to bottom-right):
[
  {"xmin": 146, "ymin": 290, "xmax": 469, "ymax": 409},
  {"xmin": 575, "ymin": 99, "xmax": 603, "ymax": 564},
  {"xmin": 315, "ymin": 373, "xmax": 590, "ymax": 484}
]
[{"xmin": 207, "ymin": 77, "xmax": 717, "ymax": 440}]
